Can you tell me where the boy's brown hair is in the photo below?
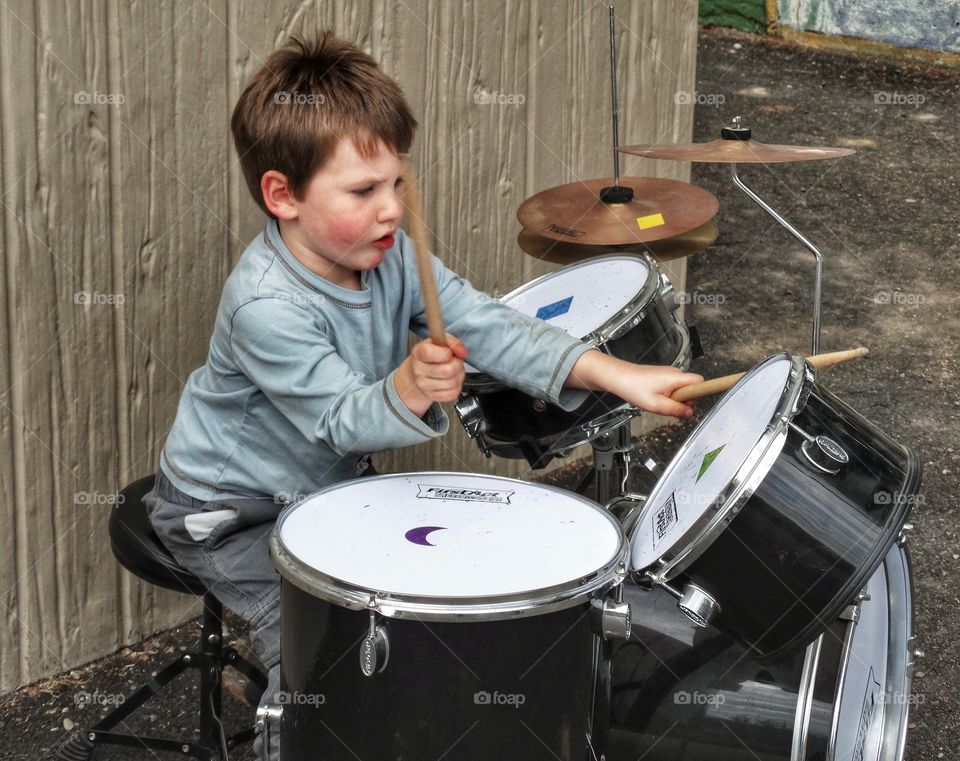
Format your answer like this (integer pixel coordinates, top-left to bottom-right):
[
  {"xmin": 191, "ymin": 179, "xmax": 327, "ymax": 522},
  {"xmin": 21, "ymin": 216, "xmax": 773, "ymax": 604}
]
[{"xmin": 231, "ymin": 32, "xmax": 418, "ymax": 216}]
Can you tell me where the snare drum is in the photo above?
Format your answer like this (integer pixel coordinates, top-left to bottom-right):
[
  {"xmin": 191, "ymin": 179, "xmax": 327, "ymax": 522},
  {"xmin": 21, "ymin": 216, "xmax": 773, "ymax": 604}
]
[
  {"xmin": 625, "ymin": 353, "xmax": 921, "ymax": 658},
  {"xmin": 456, "ymin": 254, "xmax": 691, "ymax": 468},
  {"xmin": 609, "ymin": 540, "xmax": 915, "ymax": 761},
  {"xmin": 269, "ymin": 473, "xmax": 632, "ymax": 761}
]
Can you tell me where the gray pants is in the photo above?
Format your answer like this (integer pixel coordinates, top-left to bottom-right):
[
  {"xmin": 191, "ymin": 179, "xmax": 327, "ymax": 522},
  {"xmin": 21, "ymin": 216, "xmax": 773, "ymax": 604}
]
[{"xmin": 144, "ymin": 471, "xmax": 283, "ymax": 760}]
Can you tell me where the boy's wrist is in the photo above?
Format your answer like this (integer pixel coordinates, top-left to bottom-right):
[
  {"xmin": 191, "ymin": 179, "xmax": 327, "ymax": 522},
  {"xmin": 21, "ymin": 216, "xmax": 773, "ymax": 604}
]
[
  {"xmin": 393, "ymin": 359, "xmax": 433, "ymax": 418},
  {"xmin": 565, "ymin": 349, "xmax": 607, "ymax": 391}
]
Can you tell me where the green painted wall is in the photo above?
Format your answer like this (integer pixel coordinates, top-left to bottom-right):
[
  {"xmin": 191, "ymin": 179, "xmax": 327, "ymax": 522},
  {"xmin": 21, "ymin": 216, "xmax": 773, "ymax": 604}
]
[{"xmin": 700, "ymin": 0, "xmax": 767, "ymax": 33}]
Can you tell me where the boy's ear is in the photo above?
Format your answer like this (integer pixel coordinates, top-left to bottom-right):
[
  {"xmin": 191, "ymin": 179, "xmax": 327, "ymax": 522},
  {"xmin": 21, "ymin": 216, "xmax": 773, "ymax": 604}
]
[{"xmin": 261, "ymin": 170, "xmax": 298, "ymax": 220}]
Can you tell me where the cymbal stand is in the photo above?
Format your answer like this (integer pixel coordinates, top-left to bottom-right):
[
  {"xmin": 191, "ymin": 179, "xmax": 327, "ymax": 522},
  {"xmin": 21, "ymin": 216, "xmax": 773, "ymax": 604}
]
[
  {"xmin": 725, "ymin": 116, "xmax": 824, "ymax": 354},
  {"xmin": 601, "ymin": 4, "xmax": 633, "ymax": 204}
]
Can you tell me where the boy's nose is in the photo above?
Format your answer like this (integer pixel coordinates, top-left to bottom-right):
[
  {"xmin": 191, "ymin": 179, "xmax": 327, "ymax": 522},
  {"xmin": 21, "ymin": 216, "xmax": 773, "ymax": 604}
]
[{"xmin": 379, "ymin": 190, "xmax": 404, "ymax": 223}]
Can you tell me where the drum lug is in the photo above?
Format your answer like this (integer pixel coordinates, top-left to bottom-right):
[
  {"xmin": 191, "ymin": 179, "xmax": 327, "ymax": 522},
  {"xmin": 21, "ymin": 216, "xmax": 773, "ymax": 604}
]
[
  {"xmin": 676, "ymin": 583, "xmax": 721, "ymax": 628},
  {"xmin": 840, "ymin": 588, "xmax": 871, "ymax": 623},
  {"xmin": 454, "ymin": 395, "xmax": 487, "ymax": 438},
  {"xmin": 254, "ymin": 704, "xmax": 283, "ymax": 761},
  {"xmin": 792, "ymin": 363, "xmax": 816, "ymax": 413},
  {"xmin": 590, "ymin": 597, "xmax": 632, "ymax": 640},
  {"xmin": 360, "ymin": 604, "xmax": 390, "ymax": 677},
  {"xmin": 454, "ymin": 395, "xmax": 492, "ymax": 457},
  {"xmin": 898, "ymin": 522, "xmax": 914, "ymax": 546},
  {"xmin": 839, "ymin": 603, "xmax": 860, "ymax": 623},
  {"xmin": 658, "ymin": 271, "xmax": 677, "ymax": 309},
  {"xmin": 908, "ymin": 639, "xmax": 922, "ymax": 676}
]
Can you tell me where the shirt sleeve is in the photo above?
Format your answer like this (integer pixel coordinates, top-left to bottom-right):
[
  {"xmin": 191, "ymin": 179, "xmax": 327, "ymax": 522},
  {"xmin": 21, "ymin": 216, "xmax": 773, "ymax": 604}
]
[
  {"xmin": 402, "ymin": 232, "xmax": 593, "ymax": 410},
  {"xmin": 228, "ymin": 297, "xmax": 448, "ymax": 455}
]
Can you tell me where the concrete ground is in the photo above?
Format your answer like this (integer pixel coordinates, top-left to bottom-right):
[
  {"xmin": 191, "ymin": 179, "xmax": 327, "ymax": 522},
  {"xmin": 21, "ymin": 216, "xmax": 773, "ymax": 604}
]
[{"xmin": 2, "ymin": 26, "xmax": 957, "ymax": 761}]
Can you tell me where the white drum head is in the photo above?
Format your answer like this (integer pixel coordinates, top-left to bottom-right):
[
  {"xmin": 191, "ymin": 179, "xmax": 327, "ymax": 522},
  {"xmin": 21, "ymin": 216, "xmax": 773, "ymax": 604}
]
[
  {"xmin": 276, "ymin": 473, "xmax": 623, "ymax": 599},
  {"xmin": 630, "ymin": 356, "xmax": 794, "ymax": 571},
  {"xmin": 832, "ymin": 548, "xmax": 894, "ymax": 761},
  {"xmin": 502, "ymin": 257, "xmax": 651, "ymax": 338}
]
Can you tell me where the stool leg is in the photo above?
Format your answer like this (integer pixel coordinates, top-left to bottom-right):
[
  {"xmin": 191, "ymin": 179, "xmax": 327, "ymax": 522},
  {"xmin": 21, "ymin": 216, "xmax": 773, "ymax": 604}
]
[{"xmin": 199, "ymin": 593, "xmax": 224, "ymax": 753}]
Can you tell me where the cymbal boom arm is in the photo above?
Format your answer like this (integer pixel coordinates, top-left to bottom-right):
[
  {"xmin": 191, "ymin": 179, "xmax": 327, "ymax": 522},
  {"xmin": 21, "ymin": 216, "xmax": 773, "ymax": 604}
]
[{"xmin": 730, "ymin": 163, "xmax": 824, "ymax": 355}]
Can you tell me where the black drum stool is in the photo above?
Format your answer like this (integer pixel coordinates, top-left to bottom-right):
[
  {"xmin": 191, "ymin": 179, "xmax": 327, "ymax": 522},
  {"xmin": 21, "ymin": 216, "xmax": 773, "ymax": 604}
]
[{"xmin": 57, "ymin": 475, "xmax": 268, "ymax": 760}]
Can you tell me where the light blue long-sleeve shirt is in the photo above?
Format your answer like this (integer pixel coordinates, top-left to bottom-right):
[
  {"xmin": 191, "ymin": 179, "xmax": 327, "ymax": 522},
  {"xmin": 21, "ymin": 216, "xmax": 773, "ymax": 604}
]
[{"xmin": 159, "ymin": 220, "xmax": 591, "ymax": 503}]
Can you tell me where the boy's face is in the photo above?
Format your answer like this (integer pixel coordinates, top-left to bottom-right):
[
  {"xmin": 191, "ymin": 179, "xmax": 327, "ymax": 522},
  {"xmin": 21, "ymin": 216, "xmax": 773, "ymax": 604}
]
[{"xmin": 279, "ymin": 136, "xmax": 405, "ymax": 287}]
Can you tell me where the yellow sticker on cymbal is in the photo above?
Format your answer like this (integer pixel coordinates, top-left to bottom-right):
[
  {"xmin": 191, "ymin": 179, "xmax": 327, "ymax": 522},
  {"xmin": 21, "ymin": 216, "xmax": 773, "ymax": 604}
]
[{"xmin": 637, "ymin": 213, "xmax": 665, "ymax": 230}]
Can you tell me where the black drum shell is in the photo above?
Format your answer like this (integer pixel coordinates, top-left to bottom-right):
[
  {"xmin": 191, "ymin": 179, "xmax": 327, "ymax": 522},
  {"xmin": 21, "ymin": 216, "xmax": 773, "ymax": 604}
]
[
  {"xmin": 278, "ymin": 581, "xmax": 605, "ymax": 761},
  {"xmin": 612, "ymin": 542, "xmax": 913, "ymax": 761},
  {"xmin": 463, "ymin": 288, "xmax": 684, "ymax": 465},
  {"xmin": 610, "ymin": 581, "xmax": 845, "ymax": 761},
  {"xmin": 672, "ymin": 385, "xmax": 920, "ymax": 658}
]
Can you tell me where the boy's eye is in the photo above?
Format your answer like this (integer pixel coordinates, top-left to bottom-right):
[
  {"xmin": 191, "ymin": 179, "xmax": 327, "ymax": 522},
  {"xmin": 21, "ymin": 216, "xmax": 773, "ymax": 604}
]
[
  {"xmin": 394, "ymin": 177, "xmax": 404, "ymax": 189},
  {"xmin": 353, "ymin": 186, "xmax": 374, "ymax": 196}
]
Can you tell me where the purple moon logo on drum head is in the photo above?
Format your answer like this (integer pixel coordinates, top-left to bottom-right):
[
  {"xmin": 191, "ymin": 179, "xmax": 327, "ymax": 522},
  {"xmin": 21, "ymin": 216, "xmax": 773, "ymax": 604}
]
[{"xmin": 404, "ymin": 526, "xmax": 446, "ymax": 546}]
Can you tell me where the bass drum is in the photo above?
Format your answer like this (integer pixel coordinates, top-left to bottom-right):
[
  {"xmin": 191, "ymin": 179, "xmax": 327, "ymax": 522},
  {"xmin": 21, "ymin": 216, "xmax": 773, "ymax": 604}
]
[{"xmin": 608, "ymin": 540, "xmax": 916, "ymax": 761}]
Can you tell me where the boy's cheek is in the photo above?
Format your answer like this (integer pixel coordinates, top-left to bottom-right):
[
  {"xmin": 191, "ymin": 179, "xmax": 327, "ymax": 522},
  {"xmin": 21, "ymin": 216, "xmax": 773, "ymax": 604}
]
[{"xmin": 328, "ymin": 217, "xmax": 373, "ymax": 247}]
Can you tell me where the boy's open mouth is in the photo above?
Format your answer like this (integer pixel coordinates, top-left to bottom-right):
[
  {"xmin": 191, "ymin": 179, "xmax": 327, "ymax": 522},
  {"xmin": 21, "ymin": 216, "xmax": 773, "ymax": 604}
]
[{"xmin": 372, "ymin": 233, "xmax": 395, "ymax": 250}]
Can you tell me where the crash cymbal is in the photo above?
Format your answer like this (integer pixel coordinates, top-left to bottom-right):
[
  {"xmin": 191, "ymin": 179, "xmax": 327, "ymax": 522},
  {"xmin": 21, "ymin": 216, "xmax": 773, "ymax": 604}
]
[
  {"xmin": 617, "ymin": 139, "xmax": 855, "ymax": 164},
  {"xmin": 518, "ymin": 218, "xmax": 719, "ymax": 265},
  {"xmin": 516, "ymin": 177, "xmax": 719, "ymax": 246}
]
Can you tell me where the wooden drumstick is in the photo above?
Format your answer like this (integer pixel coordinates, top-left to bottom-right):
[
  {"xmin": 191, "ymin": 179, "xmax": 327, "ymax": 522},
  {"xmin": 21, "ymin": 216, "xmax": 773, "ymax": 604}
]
[
  {"xmin": 401, "ymin": 160, "xmax": 447, "ymax": 347},
  {"xmin": 671, "ymin": 347, "xmax": 870, "ymax": 403}
]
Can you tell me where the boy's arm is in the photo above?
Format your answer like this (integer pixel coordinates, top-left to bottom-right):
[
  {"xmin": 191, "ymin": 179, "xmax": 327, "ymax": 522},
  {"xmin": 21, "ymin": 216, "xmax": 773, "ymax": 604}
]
[
  {"xmin": 563, "ymin": 349, "xmax": 702, "ymax": 418},
  {"xmin": 230, "ymin": 298, "xmax": 447, "ymax": 454},
  {"xmin": 405, "ymin": 241, "xmax": 591, "ymax": 409}
]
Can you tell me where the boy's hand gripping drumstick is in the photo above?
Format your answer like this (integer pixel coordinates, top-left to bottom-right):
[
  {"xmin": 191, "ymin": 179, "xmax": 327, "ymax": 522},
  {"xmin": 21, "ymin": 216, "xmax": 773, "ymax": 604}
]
[
  {"xmin": 671, "ymin": 347, "xmax": 869, "ymax": 403},
  {"xmin": 401, "ymin": 160, "xmax": 447, "ymax": 347}
]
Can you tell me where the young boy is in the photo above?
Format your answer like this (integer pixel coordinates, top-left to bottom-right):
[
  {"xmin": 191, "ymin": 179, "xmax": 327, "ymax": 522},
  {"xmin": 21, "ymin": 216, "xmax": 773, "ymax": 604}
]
[{"xmin": 144, "ymin": 32, "xmax": 702, "ymax": 759}]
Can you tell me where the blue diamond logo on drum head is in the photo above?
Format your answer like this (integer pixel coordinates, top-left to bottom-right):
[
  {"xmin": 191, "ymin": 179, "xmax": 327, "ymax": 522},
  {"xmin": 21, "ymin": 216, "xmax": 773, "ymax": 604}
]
[
  {"xmin": 697, "ymin": 445, "xmax": 725, "ymax": 483},
  {"xmin": 535, "ymin": 296, "xmax": 573, "ymax": 320}
]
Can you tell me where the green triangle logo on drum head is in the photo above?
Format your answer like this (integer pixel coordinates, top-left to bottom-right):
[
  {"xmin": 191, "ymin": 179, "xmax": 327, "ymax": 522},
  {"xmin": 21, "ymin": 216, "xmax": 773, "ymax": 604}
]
[{"xmin": 696, "ymin": 445, "xmax": 725, "ymax": 482}]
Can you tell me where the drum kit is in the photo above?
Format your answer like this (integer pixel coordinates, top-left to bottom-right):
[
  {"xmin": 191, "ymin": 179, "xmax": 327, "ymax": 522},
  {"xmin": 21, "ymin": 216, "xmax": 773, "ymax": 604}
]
[{"xmin": 255, "ymin": 9, "xmax": 923, "ymax": 761}]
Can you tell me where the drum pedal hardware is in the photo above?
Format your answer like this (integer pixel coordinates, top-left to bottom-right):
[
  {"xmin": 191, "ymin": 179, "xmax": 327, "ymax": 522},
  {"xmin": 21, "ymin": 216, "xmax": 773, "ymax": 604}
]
[
  {"xmin": 254, "ymin": 704, "xmax": 283, "ymax": 761},
  {"xmin": 360, "ymin": 606, "xmax": 390, "ymax": 677}
]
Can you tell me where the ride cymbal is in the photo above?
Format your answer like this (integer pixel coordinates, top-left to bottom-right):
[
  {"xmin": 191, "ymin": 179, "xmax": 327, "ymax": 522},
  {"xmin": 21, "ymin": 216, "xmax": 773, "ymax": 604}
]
[
  {"xmin": 517, "ymin": 218, "xmax": 719, "ymax": 265},
  {"xmin": 516, "ymin": 177, "xmax": 719, "ymax": 246},
  {"xmin": 617, "ymin": 139, "xmax": 855, "ymax": 164}
]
